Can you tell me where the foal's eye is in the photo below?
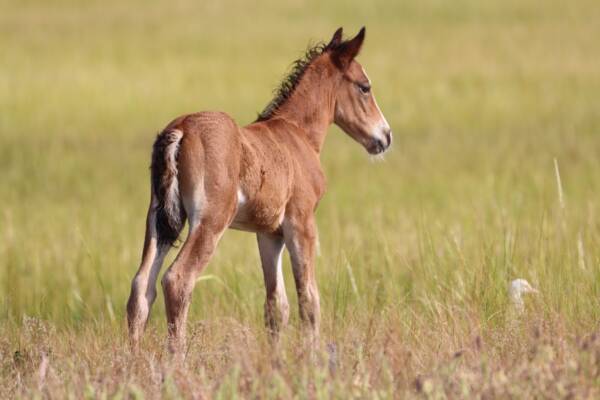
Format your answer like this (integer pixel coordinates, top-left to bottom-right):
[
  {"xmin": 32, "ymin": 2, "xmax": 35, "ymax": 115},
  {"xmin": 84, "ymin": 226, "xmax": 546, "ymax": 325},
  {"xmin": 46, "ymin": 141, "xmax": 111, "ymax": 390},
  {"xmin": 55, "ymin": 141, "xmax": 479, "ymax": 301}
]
[{"xmin": 358, "ymin": 83, "xmax": 371, "ymax": 94}]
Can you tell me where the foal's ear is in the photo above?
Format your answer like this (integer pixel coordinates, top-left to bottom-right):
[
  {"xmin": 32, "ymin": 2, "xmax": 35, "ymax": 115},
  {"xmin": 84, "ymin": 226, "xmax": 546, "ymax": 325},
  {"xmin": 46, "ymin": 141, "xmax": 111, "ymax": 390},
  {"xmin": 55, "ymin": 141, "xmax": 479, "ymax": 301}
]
[
  {"xmin": 331, "ymin": 26, "xmax": 366, "ymax": 70},
  {"xmin": 327, "ymin": 27, "xmax": 344, "ymax": 49}
]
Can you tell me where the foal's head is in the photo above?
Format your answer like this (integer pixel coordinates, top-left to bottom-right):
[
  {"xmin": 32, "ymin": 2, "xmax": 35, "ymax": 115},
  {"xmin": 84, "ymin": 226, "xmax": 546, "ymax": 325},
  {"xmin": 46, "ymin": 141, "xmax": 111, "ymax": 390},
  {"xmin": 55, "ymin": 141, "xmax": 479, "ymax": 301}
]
[{"xmin": 327, "ymin": 27, "xmax": 392, "ymax": 155}]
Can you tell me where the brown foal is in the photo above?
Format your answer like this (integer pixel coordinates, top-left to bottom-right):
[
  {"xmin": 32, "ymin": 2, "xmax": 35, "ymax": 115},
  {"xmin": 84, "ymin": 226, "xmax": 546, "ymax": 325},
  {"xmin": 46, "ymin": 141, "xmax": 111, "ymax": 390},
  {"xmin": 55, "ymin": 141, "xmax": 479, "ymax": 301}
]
[{"xmin": 126, "ymin": 27, "xmax": 392, "ymax": 352}]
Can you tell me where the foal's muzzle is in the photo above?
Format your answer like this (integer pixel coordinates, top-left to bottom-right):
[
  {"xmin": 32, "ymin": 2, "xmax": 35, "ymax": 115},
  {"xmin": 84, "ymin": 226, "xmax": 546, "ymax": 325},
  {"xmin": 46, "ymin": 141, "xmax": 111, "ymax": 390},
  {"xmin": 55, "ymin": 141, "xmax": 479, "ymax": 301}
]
[{"xmin": 367, "ymin": 128, "xmax": 392, "ymax": 155}]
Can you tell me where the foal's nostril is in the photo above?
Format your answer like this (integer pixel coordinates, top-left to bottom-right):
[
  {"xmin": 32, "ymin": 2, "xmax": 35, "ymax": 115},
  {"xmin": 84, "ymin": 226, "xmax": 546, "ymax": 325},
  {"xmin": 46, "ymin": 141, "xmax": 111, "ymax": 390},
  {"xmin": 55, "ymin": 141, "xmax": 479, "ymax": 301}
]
[{"xmin": 384, "ymin": 129, "xmax": 392, "ymax": 147}]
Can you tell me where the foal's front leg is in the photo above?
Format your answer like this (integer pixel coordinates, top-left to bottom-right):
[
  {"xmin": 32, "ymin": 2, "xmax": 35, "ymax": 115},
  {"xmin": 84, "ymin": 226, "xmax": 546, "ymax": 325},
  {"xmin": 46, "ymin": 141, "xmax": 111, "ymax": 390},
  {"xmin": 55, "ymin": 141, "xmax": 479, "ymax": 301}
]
[
  {"xmin": 257, "ymin": 232, "xmax": 289, "ymax": 343},
  {"xmin": 283, "ymin": 215, "xmax": 320, "ymax": 349}
]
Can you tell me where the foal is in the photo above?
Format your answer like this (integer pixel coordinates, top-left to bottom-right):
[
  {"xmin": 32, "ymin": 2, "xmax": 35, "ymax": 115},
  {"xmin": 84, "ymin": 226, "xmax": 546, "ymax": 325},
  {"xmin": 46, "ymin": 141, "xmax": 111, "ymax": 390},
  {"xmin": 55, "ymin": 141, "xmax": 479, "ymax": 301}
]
[{"xmin": 126, "ymin": 27, "xmax": 392, "ymax": 352}]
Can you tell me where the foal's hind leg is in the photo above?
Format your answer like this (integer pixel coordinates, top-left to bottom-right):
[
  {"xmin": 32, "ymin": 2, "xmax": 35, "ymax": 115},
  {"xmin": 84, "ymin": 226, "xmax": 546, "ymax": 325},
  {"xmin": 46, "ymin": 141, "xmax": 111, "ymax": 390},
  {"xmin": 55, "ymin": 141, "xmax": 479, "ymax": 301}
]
[
  {"xmin": 161, "ymin": 210, "xmax": 232, "ymax": 354},
  {"xmin": 126, "ymin": 197, "xmax": 171, "ymax": 349},
  {"xmin": 257, "ymin": 232, "xmax": 289, "ymax": 344}
]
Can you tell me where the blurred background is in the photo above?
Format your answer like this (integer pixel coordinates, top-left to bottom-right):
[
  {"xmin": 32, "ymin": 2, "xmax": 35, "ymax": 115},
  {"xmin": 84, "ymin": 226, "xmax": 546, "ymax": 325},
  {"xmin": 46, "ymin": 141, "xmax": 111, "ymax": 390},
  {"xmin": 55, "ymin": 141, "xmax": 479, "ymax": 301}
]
[{"xmin": 1, "ymin": 0, "xmax": 599, "ymax": 333}]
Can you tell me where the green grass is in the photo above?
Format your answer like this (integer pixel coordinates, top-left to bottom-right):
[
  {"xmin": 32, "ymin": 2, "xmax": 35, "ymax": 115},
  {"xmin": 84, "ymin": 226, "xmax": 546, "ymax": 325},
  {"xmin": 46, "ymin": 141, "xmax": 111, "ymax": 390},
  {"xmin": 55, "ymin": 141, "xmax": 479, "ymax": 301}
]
[{"xmin": 1, "ymin": 0, "xmax": 599, "ymax": 397}]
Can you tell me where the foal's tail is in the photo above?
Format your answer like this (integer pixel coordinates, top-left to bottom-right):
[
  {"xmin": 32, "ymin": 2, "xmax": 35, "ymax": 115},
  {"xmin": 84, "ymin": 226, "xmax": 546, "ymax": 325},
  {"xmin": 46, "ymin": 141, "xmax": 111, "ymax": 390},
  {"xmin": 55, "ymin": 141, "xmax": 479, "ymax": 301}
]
[{"xmin": 151, "ymin": 129, "xmax": 185, "ymax": 247}]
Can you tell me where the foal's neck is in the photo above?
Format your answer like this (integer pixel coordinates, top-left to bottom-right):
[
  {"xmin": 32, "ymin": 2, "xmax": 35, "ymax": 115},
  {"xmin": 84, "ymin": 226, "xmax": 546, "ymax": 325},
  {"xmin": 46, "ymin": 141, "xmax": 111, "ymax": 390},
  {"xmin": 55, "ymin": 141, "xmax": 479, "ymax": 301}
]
[{"xmin": 274, "ymin": 60, "xmax": 337, "ymax": 154}]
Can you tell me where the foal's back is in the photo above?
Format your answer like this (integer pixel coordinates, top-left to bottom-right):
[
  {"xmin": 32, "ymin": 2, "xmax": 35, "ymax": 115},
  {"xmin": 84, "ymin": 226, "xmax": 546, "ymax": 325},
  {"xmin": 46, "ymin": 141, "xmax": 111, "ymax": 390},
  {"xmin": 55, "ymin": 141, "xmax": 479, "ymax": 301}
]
[{"xmin": 163, "ymin": 111, "xmax": 320, "ymax": 233}]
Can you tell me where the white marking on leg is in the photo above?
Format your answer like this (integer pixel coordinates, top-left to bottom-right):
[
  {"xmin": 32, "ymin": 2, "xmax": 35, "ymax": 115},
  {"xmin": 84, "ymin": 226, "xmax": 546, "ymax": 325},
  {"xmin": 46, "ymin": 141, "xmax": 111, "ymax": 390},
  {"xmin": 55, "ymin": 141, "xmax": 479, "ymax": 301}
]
[
  {"xmin": 135, "ymin": 244, "xmax": 168, "ymax": 306},
  {"xmin": 274, "ymin": 245, "xmax": 286, "ymax": 303},
  {"xmin": 132, "ymin": 208, "xmax": 169, "ymax": 316}
]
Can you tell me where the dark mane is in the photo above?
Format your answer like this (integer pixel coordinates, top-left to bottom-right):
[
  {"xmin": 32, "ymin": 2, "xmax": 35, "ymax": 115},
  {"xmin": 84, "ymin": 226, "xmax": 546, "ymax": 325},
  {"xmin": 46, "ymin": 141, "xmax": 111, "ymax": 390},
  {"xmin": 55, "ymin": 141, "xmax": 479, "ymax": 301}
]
[{"xmin": 256, "ymin": 42, "xmax": 328, "ymax": 122}]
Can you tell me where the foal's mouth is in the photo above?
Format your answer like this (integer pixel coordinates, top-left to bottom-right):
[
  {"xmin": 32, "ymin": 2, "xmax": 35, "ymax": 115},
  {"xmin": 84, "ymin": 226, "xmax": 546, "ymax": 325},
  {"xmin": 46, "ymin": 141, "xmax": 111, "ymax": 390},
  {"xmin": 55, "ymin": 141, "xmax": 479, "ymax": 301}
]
[
  {"xmin": 367, "ymin": 142, "xmax": 386, "ymax": 155},
  {"xmin": 366, "ymin": 132, "xmax": 392, "ymax": 155}
]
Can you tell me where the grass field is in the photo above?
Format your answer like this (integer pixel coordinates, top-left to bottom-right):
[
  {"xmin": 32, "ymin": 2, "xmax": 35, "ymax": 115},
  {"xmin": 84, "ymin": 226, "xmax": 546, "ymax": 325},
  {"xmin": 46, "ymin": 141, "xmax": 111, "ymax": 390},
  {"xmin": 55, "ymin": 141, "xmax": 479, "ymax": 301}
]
[{"xmin": 1, "ymin": 0, "xmax": 600, "ymax": 397}]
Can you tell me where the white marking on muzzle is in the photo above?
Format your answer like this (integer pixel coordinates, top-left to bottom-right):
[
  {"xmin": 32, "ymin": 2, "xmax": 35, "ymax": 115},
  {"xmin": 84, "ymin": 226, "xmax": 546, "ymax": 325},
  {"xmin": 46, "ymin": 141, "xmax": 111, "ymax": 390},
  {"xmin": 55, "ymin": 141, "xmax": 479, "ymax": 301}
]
[
  {"xmin": 372, "ymin": 97, "xmax": 391, "ymax": 145},
  {"xmin": 361, "ymin": 66, "xmax": 391, "ymax": 147}
]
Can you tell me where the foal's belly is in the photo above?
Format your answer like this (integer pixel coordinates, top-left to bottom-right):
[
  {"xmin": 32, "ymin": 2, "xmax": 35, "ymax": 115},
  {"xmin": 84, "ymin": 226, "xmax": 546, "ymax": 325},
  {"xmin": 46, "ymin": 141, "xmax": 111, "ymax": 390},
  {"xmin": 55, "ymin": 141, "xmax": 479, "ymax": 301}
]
[{"xmin": 229, "ymin": 188, "xmax": 286, "ymax": 233}]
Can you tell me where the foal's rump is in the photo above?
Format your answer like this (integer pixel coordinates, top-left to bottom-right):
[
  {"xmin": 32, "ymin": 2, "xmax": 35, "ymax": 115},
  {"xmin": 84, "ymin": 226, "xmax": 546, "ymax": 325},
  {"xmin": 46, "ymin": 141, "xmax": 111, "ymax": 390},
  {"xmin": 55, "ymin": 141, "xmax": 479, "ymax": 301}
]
[{"xmin": 151, "ymin": 112, "xmax": 243, "ymax": 245}]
